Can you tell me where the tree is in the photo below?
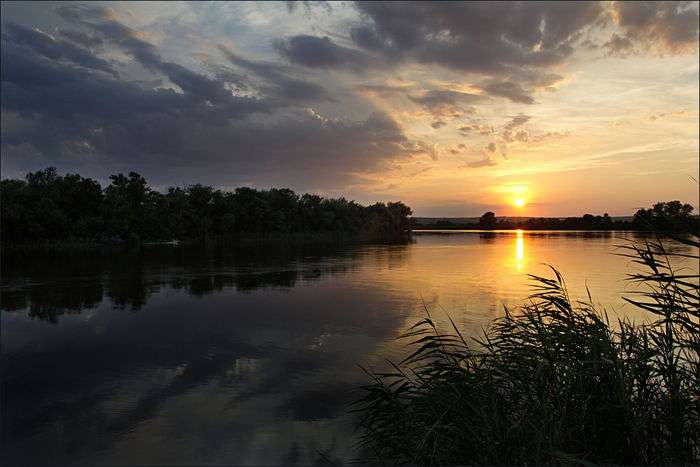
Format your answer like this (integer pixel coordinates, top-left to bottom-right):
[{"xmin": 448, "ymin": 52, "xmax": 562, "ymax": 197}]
[
  {"xmin": 479, "ymin": 211, "xmax": 497, "ymax": 229},
  {"xmin": 634, "ymin": 201, "xmax": 696, "ymax": 233},
  {"xmin": 1, "ymin": 167, "xmax": 416, "ymax": 244},
  {"xmin": 103, "ymin": 172, "xmax": 150, "ymax": 241}
]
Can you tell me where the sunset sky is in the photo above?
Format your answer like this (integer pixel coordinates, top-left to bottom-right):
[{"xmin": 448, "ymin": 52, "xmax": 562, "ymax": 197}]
[{"xmin": 1, "ymin": 1, "xmax": 698, "ymax": 216}]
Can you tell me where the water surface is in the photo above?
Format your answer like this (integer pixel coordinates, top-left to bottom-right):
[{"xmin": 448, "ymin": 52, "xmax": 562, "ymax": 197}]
[{"xmin": 2, "ymin": 231, "xmax": 696, "ymax": 465}]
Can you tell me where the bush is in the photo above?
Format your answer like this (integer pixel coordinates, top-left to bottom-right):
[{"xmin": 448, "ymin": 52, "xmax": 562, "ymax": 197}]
[{"xmin": 354, "ymin": 235, "xmax": 699, "ymax": 465}]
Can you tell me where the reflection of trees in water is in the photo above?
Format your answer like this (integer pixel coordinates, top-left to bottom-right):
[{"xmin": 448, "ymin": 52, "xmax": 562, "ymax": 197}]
[
  {"xmin": 1, "ymin": 243, "xmax": 410, "ymax": 321},
  {"xmin": 2, "ymin": 244, "xmax": 412, "ymax": 464},
  {"xmin": 2, "ymin": 281, "xmax": 104, "ymax": 323},
  {"xmin": 479, "ymin": 232, "xmax": 497, "ymax": 242}
]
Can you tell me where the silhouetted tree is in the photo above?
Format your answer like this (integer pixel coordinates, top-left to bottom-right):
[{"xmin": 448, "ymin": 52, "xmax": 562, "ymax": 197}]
[
  {"xmin": 1, "ymin": 168, "xmax": 103, "ymax": 241},
  {"xmin": 634, "ymin": 201, "xmax": 697, "ymax": 233},
  {"xmin": 479, "ymin": 211, "xmax": 497, "ymax": 229},
  {"xmin": 1, "ymin": 167, "xmax": 414, "ymax": 244},
  {"xmin": 102, "ymin": 172, "xmax": 151, "ymax": 242}
]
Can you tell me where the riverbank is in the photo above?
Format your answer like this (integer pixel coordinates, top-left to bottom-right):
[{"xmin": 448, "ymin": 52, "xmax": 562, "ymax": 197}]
[{"xmin": 0, "ymin": 231, "xmax": 413, "ymax": 255}]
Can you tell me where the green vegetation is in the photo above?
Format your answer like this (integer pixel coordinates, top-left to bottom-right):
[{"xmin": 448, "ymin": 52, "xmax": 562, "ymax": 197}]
[
  {"xmin": 354, "ymin": 235, "xmax": 699, "ymax": 465},
  {"xmin": 0, "ymin": 167, "xmax": 412, "ymax": 245}
]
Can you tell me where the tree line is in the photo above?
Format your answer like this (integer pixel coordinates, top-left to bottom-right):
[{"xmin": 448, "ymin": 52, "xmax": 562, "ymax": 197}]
[
  {"xmin": 0, "ymin": 167, "xmax": 412, "ymax": 244},
  {"xmin": 420, "ymin": 201, "xmax": 698, "ymax": 233}
]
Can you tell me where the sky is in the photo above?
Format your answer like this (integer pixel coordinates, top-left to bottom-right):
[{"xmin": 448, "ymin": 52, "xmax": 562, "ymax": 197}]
[{"xmin": 1, "ymin": 1, "xmax": 698, "ymax": 216}]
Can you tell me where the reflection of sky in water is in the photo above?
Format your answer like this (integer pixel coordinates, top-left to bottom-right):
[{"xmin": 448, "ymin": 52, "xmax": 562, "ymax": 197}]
[
  {"xmin": 516, "ymin": 229, "xmax": 525, "ymax": 271},
  {"xmin": 1, "ymin": 232, "xmax": 696, "ymax": 465}
]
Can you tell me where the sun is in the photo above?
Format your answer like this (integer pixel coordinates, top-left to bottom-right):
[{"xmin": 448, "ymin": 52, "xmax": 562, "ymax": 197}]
[{"xmin": 514, "ymin": 198, "xmax": 526, "ymax": 208}]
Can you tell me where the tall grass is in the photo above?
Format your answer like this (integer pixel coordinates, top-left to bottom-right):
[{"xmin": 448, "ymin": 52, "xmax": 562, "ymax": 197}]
[{"xmin": 354, "ymin": 235, "xmax": 699, "ymax": 465}]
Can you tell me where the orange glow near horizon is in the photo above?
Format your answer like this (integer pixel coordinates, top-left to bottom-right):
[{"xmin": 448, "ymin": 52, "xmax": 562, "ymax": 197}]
[
  {"xmin": 515, "ymin": 229, "xmax": 525, "ymax": 271},
  {"xmin": 496, "ymin": 184, "xmax": 529, "ymax": 212}
]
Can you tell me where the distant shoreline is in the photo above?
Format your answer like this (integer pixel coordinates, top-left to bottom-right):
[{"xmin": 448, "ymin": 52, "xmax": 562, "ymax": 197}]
[{"xmin": 412, "ymin": 228, "xmax": 639, "ymax": 233}]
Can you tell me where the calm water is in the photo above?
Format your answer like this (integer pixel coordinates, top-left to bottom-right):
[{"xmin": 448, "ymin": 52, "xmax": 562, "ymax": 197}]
[{"xmin": 2, "ymin": 231, "xmax": 697, "ymax": 465}]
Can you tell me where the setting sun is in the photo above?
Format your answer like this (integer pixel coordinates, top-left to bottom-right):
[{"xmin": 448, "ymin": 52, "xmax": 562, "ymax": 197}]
[{"xmin": 514, "ymin": 198, "xmax": 526, "ymax": 208}]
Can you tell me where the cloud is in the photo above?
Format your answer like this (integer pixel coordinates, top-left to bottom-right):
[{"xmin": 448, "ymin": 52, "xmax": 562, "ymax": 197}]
[
  {"xmin": 610, "ymin": 1, "xmax": 699, "ymax": 55},
  {"xmin": 1, "ymin": 0, "xmax": 696, "ymax": 202},
  {"xmin": 273, "ymin": 35, "xmax": 373, "ymax": 72},
  {"xmin": 648, "ymin": 109, "xmax": 688, "ymax": 121},
  {"xmin": 349, "ymin": 1, "xmax": 605, "ymax": 103},
  {"xmin": 464, "ymin": 156, "xmax": 497, "ymax": 168},
  {"xmin": 2, "ymin": 22, "xmax": 116, "ymax": 76},
  {"xmin": 529, "ymin": 130, "xmax": 570, "ymax": 143},
  {"xmin": 270, "ymin": 3, "xmax": 623, "ymax": 106},
  {"xmin": 448, "ymin": 143, "xmax": 467, "ymax": 155},
  {"xmin": 603, "ymin": 32, "xmax": 635, "ymax": 56},
  {"xmin": 459, "ymin": 123, "xmax": 494, "ymax": 136},
  {"xmin": 503, "ymin": 129, "xmax": 529, "ymax": 143},
  {"xmin": 345, "ymin": 2, "xmax": 695, "ymax": 101},
  {"xmin": 56, "ymin": 28, "xmax": 104, "ymax": 48},
  {"xmin": 504, "ymin": 115, "xmax": 531, "ymax": 131},
  {"xmin": 408, "ymin": 89, "xmax": 482, "ymax": 118},
  {"xmin": 352, "ymin": 2, "xmax": 604, "ymax": 71},
  {"xmin": 217, "ymin": 45, "xmax": 329, "ymax": 103},
  {"xmin": 1, "ymin": 7, "xmax": 428, "ymax": 188},
  {"xmin": 474, "ymin": 80, "xmax": 535, "ymax": 105},
  {"xmin": 502, "ymin": 115, "xmax": 531, "ymax": 142}
]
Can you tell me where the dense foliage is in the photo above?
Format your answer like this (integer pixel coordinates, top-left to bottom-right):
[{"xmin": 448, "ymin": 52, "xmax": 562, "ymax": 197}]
[
  {"xmin": 0, "ymin": 167, "xmax": 412, "ymax": 244},
  {"xmin": 632, "ymin": 201, "xmax": 698, "ymax": 233},
  {"xmin": 355, "ymin": 235, "xmax": 699, "ymax": 465}
]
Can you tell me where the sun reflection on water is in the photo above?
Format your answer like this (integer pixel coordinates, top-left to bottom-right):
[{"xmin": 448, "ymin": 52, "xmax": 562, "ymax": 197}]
[{"xmin": 515, "ymin": 229, "xmax": 525, "ymax": 271}]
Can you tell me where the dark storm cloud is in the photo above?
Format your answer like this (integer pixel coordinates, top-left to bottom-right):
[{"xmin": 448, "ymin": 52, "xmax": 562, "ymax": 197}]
[
  {"xmin": 351, "ymin": 1, "xmax": 603, "ymax": 69},
  {"xmin": 1, "ymin": 6, "xmax": 422, "ymax": 187},
  {"xmin": 217, "ymin": 45, "xmax": 329, "ymax": 103},
  {"xmin": 348, "ymin": 0, "xmax": 604, "ymax": 103},
  {"xmin": 56, "ymin": 28, "xmax": 104, "ymax": 48},
  {"xmin": 611, "ymin": 1, "xmax": 699, "ymax": 54},
  {"xmin": 59, "ymin": 5, "xmax": 328, "ymax": 106},
  {"xmin": 273, "ymin": 35, "xmax": 373, "ymax": 72},
  {"xmin": 57, "ymin": 5, "xmax": 254, "ymax": 106},
  {"xmin": 2, "ymin": 22, "xmax": 116, "ymax": 76},
  {"xmin": 1, "ymin": 38, "xmax": 267, "ymax": 123},
  {"xmin": 341, "ymin": 2, "xmax": 696, "ymax": 102},
  {"xmin": 275, "ymin": 1, "xmax": 602, "ymax": 104},
  {"xmin": 349, "ymin": 25, "xmax": 385, "ymax": 52}
]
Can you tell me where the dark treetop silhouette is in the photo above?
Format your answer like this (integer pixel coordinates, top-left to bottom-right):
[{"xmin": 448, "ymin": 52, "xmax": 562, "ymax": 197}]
[
  {"xmin": 416, "ymin": 202, "xmax": 698, "ymax": 233},
  {"xmin": 0, "ymin": 167, "xmax": 412, "ymax": 244}
]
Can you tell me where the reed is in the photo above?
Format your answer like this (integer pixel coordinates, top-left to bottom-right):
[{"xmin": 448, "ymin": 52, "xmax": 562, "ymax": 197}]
[{"xmin": 353, "ymin": 235, "xmax": 699, "ymax": 465}]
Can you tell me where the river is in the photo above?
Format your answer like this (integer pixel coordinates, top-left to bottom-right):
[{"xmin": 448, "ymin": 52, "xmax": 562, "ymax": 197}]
[{"xmin": 1, "ymin": 231, "xmax": 696, "ymax": 464}]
